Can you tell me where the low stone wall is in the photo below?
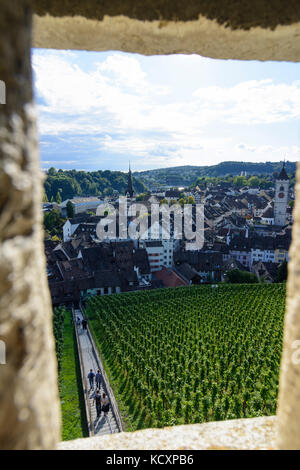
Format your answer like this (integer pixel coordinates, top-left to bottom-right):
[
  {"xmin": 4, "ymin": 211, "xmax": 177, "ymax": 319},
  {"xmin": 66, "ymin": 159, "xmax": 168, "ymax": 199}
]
[{"xmin": 58, "ymin": 416, "xmax": 276, "ymax": 450}]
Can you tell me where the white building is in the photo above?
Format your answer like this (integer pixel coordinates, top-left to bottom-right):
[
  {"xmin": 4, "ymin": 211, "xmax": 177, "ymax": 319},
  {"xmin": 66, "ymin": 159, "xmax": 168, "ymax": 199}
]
[
  {"xmin": 261, "ymin": 205, "xmax": 274, "ymax": 225},
  {"xmin": 142, "ymin": 240, "xmax": 164, "ymax": 272},
  {"xmin": 274, "ymin": 164, "xmax": 289, "ymax": 226},
  {"xmin": 63, "ymin": 218, "xmax": 84, "ymax": 242},
  {"xmin": 250, "ymin": 246, "xmax": 275, "ymax": 265},
  {"xmin": 60, "ymin": 197, "xmax": 103, "ymax": 217}
]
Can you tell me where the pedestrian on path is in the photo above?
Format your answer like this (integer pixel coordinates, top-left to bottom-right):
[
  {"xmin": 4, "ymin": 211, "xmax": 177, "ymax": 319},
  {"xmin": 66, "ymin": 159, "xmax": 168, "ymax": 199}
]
[
  {"xmin": 82, "ymin": 318, "xmax": 87, "ymax": 331},
  {"xmin": 101, "ymin": 393, "xmax": 110, "ymax": 417},
  {"xmin": 87, "ymin": 369, "xmax": 95, "ymax": 390},
  {"xmin": 93, "ymin": 390, "xmax": 102, "ymax": 419},
  {"xmin": 95, "ymin": 370, "xmax": 102, "ymax": 389},
  {"xmin": 76, "ymin": 316, "xmax": 81, "ymax": 328}
]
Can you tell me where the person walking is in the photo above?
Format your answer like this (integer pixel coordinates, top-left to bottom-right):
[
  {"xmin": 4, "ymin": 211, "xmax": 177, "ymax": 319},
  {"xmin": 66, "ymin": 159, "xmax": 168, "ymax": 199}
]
[
  {"xmin": 87, "ymin": 369, "xmax": 95, "ymax": 390},
  {"xmin": 95, "ymin": 370, "xmax": 102, "ymax": 389},
  {"xmin": 101, "ymin": 393, "xmax": 110, "ymax": 417},
  {"xmin": 76, "ymin": 316, "xmax": 81, "ymax": 328},
  {"xmin": 93, "ymin": 389, "xmax": 102, "ymax": 419},
  {"xmin": 82, "ymin": 318, "xmax": 87, "ymax": 331}
]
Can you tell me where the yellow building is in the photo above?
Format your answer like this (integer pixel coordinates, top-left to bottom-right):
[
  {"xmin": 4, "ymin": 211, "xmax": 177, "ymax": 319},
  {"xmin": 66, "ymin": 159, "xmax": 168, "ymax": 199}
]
[{"xmin": 275, "ymin": 248, "xmax": 288, "ymax": 263}]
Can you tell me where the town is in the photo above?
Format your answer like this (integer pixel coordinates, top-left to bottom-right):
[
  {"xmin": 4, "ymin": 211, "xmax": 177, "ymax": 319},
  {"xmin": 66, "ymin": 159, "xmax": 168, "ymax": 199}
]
[{"xmin": 43, "ymin": 162, "xmax": 293, "ymax": 307}]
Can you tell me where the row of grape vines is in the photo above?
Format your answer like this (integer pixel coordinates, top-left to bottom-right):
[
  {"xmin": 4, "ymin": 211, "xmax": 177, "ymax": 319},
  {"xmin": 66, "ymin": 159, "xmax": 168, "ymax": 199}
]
[
  {"xmin": 86, "ymin": 284, "xmax": 285, "ymax": 429},
  {"xmin": 53, "ymin": 305, "xmax": 65, "ymax": 370}
]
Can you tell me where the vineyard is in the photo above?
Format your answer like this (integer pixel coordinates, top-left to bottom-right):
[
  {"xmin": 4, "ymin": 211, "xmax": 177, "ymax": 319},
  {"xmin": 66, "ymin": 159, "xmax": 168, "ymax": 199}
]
[
  {"xmin": 86, "ymin": 284, "xmax": 286, "ymax": 430},
  {"xmin": 53, "ymin": 305, "xmax": 65, "ymax": 371}
]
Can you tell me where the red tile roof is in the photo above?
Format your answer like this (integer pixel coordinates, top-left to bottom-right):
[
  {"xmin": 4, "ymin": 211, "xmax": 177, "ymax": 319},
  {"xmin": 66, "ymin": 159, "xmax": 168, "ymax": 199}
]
[{"xmin": 155, "ymin": 267, "xmax": 187, "ymax": 288}]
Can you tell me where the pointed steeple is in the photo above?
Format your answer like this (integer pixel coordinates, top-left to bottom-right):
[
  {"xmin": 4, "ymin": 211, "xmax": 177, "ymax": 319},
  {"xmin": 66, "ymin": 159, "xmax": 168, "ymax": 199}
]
[
  {"xmin": 125, "ymin": 161, "xmax": 134, "ymax": 197},
  {"xmin": 278, "ymin": 159, "xmax": 289, "ymax": 181}
]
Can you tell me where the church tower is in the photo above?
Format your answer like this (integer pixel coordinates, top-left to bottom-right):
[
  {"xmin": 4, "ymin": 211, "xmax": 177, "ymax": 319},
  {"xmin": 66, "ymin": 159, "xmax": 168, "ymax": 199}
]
[
  {"xmin": 274, "ymin": 162, "xmax": 289, "ymax": 226},
  {"xmin": 125, "ymin": 162, "xmax": 134, "ymax": 198}
]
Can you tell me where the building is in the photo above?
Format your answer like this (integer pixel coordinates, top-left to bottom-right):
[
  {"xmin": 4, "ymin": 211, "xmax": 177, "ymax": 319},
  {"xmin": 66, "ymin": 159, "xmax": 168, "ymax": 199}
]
[
  {"xmin": 250, "ymin": 237, "xmax": 275, "ymax": 266},
  {"xmin": 154, "ymin": 266, "xmax": 188, "ymax": 288},
  {"xmin": 165, "ymin": 189, "xmax": 181, "ymax": 203},
  {"xmin": 62, "ymin": 213, "xmax": 91, "ymax": 241},
  {"xmin": 229, "ymin": 237, "xmax": 252, "ymax": 267},
  {"xmin": 142, "ymin": 240, "xmax": 164, "ymax": 272},
  {"xmin": 261, "ymin": 205, "xmax": 274, "ymax": 225},
  {"xmin": 274, "ymin": 163, "xmax": 289, "ymax": 226},
  {"xmin": 252, "ymin": 261, "xmax": 280, "ymax": 283},
  {"xmin": 60, "ymin": 197, "xmax": 103, "ymax": 217}
]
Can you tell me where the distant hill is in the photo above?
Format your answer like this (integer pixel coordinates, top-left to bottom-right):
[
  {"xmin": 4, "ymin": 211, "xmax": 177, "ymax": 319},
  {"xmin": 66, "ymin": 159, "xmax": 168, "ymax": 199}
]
[{"xmin": 134, "ymin": 161, "xmax": 297, "ymax": 188}]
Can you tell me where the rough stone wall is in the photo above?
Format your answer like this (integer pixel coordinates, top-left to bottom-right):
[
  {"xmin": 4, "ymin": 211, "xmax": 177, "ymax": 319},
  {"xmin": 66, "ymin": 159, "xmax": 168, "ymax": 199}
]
[
  {"xmin": 0, "ymin": 1, "xmax": 60, "ymax": 449},
  {"xmin": 58, "ymin": 416, "xmax": 276, "ymax": 450},
  {"xmin": 276, "ymin": 163, "xmax": 300, "ymax": 449},
  {"xmin": 32, "ymin": 0, "xmax": 300, "ymax": 30}
]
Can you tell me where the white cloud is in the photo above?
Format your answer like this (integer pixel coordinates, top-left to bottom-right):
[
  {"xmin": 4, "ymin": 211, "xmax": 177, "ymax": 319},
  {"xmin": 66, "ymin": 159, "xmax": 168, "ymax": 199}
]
[
  {"xmin": 194, "ymin": 79, "xmax": 300, "ymax": 124},
  {"xmin": 33, "ymin": 50, "xmax": 300, "ymax": 169}
]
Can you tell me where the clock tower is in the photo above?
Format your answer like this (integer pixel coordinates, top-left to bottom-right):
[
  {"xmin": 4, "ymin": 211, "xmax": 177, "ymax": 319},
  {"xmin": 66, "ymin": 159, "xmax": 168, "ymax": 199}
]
[{"xmin": 274, "ymin": 162, "xmax": 289, "ymax": 226}]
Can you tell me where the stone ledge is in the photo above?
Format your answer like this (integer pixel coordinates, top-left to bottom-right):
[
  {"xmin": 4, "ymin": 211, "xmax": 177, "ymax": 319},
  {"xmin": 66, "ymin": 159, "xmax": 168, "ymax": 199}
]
[
  {"xmin": 33, "ymin": 14, "xmax": 300, "ymax": 62},
  {"xmin": 58, "ymin": 416, "xmax": 276, "ymax": 450}
]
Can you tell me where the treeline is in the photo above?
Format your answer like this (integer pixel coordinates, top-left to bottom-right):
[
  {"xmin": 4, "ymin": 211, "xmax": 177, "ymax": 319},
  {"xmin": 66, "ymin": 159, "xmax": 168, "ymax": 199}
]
[
  {"xmin": 135, "ymin": 161, "xmax": 297, "ymax": 188},
  {"xmin": 193, "ymin": 174, "xmax": 295, "ymax": 190},
  {"xmin": 44, "ymin": 167, "xmax": 147, "ymax": 202}
]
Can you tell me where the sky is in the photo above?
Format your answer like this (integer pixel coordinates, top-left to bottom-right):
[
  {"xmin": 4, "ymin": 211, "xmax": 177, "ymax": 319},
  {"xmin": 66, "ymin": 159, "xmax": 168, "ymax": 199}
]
[{"xmin": 32, "ymin": 48, "xmax": 300, "ymax": 172}]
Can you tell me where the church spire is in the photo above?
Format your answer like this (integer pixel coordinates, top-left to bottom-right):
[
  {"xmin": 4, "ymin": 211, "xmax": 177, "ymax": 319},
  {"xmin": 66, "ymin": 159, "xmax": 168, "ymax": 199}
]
[
  {"xmin": 125, "ymin": 161, "xmax": 134, "ymax": 198},
  {"xmin": 278, "ymin": 159, "xmax": 289, "ymax": 181}
]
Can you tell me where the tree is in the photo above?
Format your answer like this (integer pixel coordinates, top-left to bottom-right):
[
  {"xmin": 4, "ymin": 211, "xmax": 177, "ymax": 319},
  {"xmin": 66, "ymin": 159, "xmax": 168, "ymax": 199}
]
[
  {"xmin": 187, "ymin": 196, "xmax": 195, "ymax": 205},
  {"xmin": 160, "ymin": 198, "xmax": 169, "ymax": 206},
  {"xmin": 248, "ymin": 176, "xmax": 260, "ymax": 188},
  {"xmin": 275, "ymin": 260, "xmax": 288, "ymax": 282},
  {"xmin": 233, "ymin": 176, "xmax": 247, "ymax": 188},
  {"xmin": 44, "ymin": 208, "xmax": 66, "ymax": 237},
  {"xmin": 47, "ymin": 167, "xmax": 56, "ymax": 176},
  {"xmin": 136, "ymin": 192, "xmax": 147, "ymax": 202},
  {"xmin": 66, "ymin": 200, "xmax": 75, "ymax": 218},
  {"xmin": 225, "ymin": 269, "xmax": 258, "ymax": 284},
  {"xmin": 56, "ymin": 190, "xmax": 62, "ymax": 204}
]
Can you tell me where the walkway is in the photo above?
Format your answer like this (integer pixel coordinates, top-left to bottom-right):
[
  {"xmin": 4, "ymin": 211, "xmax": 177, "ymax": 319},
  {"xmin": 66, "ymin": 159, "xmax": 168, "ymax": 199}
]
[{"xmin": 73, "ymin": 308, "xmax": 121, "ymax": 436}]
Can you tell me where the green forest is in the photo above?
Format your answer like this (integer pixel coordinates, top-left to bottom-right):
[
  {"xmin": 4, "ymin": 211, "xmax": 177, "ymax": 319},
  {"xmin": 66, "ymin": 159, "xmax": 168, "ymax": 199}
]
[{"xmin": 44, "ymin": 167, "xmax": 147, "ymax": 202}]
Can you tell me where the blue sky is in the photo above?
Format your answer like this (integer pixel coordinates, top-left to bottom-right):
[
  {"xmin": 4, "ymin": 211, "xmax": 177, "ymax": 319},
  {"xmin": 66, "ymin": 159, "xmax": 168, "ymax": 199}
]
[{"xmin": 32, "ymin": 49, "xmax": 300, "ymax": 172}]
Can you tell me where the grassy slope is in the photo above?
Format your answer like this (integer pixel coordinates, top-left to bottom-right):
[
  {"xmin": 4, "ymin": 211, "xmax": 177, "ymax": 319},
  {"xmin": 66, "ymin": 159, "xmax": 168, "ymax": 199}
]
[{"xmin": 59, "ymin": 311, "xmax": 88, "ymax": 440}]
